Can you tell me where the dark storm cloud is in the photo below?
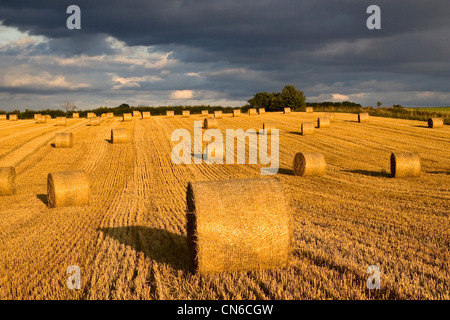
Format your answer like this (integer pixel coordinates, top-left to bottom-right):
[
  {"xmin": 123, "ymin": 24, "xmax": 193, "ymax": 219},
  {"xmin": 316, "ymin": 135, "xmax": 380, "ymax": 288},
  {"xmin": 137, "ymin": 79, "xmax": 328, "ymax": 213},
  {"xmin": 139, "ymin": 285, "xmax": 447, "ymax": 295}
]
[{"xmin": 0, "ymin": 0, "xmax": 450, "ymax": 108}]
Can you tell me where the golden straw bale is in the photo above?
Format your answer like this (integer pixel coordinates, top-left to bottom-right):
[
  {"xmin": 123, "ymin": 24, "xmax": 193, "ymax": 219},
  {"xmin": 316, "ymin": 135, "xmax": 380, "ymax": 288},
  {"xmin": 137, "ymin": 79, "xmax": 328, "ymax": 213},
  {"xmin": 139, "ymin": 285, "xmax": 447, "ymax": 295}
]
[
  {"xmin": 0, "ymin": 114, "xmax": 7, "ymax": 120},
  {"xmin": 428, "ymin": 118, "xmax": 444, "ymax": 128},
  {"xmin": 293, "ymin": 152, "xmax": 326, "ymax": 176},
  {"xmin": 101, "ymin": 113, "xmax": 107, "ymax": 118},
  {"xmin": 0, "ymin": 167, "xmax": 16, "ymax": 196},
  {"xmin": 56, "ymin": 117, "xmax": 67, "ymax": 126},
  {"xmin": 36, "ymin": 115, "xmax": 46, "ymax": 123},
  {"xmin": 233, "ymin": 109, "xmax": 241, "ymax": 117},
  {"xmin": 9, "ymin": 114, "xmax": 18, "ymax": 121},
  {"xmin": 72, "ymin": 112, "xmax": 79, "ymax": 118},
  {"xmin": 106, "ymin": 112, "xmax": 114, "ymax": 119},
  {"xmin": 87, "ymin": 112, "xmax": 96, "ymax": 119},
  {"xmin": 305, "ymin": 107, "xmax": 313, "ymax": 113},
  {"xmin": 133, "ymin": 111, "xmax": 141, "ymax": 118},
  {"xmin": 390, "ymin": 152, "xmax": 421, "ymax": 178},
  {"xmin": 358, "ymin": 113, "xmax": 369, "ymax": 123},
  {"xmin": 263, "ymin": 121, "xmax": 276, "ymax": 134},
  {"xmin": 166, "ymin": 110, "xmax": 175, "ymax": 118},
  {"xmin": 34, "ymin": 114, "xmax": 41, "ymax": 120},
  {"xmin": 317, "ymin": 117, "xmax": 331, "ymax": 128},
  {"xmin": 142, "ymin": 111, "xmax": 151, "ymax": 119},
  {"xmin": 201, "ymin": 110, "xmax": 209, "ymax": 116},
  {"xmin": 90, "ymin": 117, "xmax": 100, "ymax": 126},
  {"xmin": 248, "ymin": 108, "xmax": 257, "ymax": 115},
  {"xmin": 122, "ymin": 113, "xmax": 132, "ymax": 121},
  {"xmin": 111, "ymin": 128, "xmax": 128, "ymax": 143},
  {"xmin": 204, "ymin": 118, "xmax": 218, "ymax": 129},
  {"xmin": 283, "ymin": 107, "xmax": 291, "ymax": 114},
  {"xmin": 258, "ymin": 108, "xmax": 266, "ymax": 114},
  {"xmin": 54, "ymin": 133, "xmax": 73, "ymax": 148},
  {"xmin": 47, "ymin": 170, "xmax": 89, "ymax": 208},
  {"xmin": 186, "ymin": 177, "xmax": 292, "ymax": 274},
  {"xmin": 45, "ymin": 115, "xmax": 52, "ymax": 120},
  {"xmin": 301, "ymin": 122, "xmax": 315, "ymax": 135},
  {"xmin": 214, "ymin": 110, "xmax": 223, "ymax": 119},
  {"xmin": 182, "ymin": 110, "xmax": 191, "ymax": 118}
]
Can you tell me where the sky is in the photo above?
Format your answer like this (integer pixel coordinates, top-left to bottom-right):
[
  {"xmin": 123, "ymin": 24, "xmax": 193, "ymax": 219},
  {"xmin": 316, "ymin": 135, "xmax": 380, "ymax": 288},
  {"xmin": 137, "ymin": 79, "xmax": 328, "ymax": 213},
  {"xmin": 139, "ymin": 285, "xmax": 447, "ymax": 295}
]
[{"xmin": 0, "ymin": 0, "xmax": 449, "ymax": 111}]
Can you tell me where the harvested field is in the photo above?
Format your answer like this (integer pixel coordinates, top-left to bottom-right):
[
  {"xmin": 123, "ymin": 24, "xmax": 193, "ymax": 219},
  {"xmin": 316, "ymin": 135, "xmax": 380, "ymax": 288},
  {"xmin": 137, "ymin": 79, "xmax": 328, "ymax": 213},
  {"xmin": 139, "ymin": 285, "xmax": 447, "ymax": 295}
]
[{"xmin": 0, "ymin": 112, "xmax": 449, "ymax": 300}]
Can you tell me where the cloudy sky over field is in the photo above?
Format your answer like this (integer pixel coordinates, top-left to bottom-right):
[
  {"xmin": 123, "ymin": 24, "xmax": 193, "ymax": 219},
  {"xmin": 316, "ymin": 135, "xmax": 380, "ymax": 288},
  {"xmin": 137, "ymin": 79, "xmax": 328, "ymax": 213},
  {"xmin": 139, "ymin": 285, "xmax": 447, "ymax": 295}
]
[{"xmin": 0, "ymin": 0, "xmax": 449, "ymax": 110}]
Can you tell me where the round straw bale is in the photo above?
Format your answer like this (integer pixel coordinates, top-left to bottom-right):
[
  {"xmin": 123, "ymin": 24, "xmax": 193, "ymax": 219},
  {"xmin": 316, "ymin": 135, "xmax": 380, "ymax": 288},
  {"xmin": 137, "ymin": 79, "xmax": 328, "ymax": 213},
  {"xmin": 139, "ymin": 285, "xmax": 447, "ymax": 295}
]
[
  {"xmin": 293, "ymin": 152, "xmax": 326, "ymax": 176},
  {"xmin": 47, "ymin": 170, "xmax": 89, "ymax": 208},
  {"xmin": 283, "ymin": 107, "xmax": 291, "ymax": 114},
  {"xmin": 186, "ymin": 177, "xmax": 292, "ymax": 274},
  {"xmin": 263, "ymin": 121, "xmax": 276, "ymax": 134},
  {"xmin": 141, "ymin": 111, "xmax": 151, "ymax": 119},
  {"xmin": 101, "ymin": 113, "xmax": 107, "ymax": 118},
  {"xmin": 390, "ymin": 152, "xmax": 421, "ymax": 178},
  {"xmin": 90, "ymin": 117, "xmax": 100, "ymax": 126},
  {"xmin": 122, "ymin": 113, "xmax": 132, "ymax": 121},
  {"xmin": 54, "ymin": 133, "xmax": 73, "ymax": 148},
  {"xmin": 111, "ymin": 128, "xmax": 128, "ymax": 143},
  {"xmin": 56, "ymin": 117, "xmax": 67, "ymax": 126},
  {"xmin": 182, "ymin": 110, "xmax": 191, "ymax": 118},
  {"xmin": 301, "ymin": 122, "xmax": 315, "ymax": 135},
  {"xmin": 233, "ymin": 109, "xmax": 241, "ymax": 117},
  {"xmin": 0, "ymin": 114, "xmax": 7, "ymax": 120},
  {"xmin": 201, "ymin": 110, "xmax": 209, "ymax": 116},
  {"xmin": 305, "ymin": 107, "xmax": 313, "ymax": 113},
  {"xmin": 358, "ymin": 113, "xmax": 369, "ymax": 123},
  {"xmin": 87, "ymin": 112, "xmax": 96, "ymax": 119},
  {"xmin": 45, "ymin": 115, "xmax": 52, "ymax": 120},
  {"xmin": 36, "ymin": 115, "xmax": 46, "ymax": 123},
  {"xmin": 248, "ymin": 108, "xmax": 257, "ymax": 115},
  {"xmin": 258, "ymin": 108, "xmax": 265, "ymax": 114},
  {"xmin": 106, "ymin": 112, "xmax": 114, "ymax": 119},
  {"xmin": 324, "ymin": 112, "xmax": 335, "ymax": 122},
  {"xmin": 9, "ymin": 114, "xmax": 18, "ymax": 121},
  {"xmin": 132, "ymin": 111, "xmax": 141, "ymax": 118},
  {"xmin": 203, "ymin": 118, "xmax": 218, "ymax": 129},
  {"xmin": 72, "ymin": 112, "xmax": 79, "ymax": 119},
  {"xmin": 0, "ymin": 167, "xmax": 16, "ymax": 196},
  {"xmin": 317, "ymin": 117, "xmax": 331, "ymax": 128},
  {"xmin": 214, "ymin": 110, "xmax": 222, "ymax": 119},
  {"xmin": 166, "ymin": 110, "xmax": 175, "ymax": 118},
  {"xmin": 428, "ymin": 118, "xmax": 444, "ymax": 128}
]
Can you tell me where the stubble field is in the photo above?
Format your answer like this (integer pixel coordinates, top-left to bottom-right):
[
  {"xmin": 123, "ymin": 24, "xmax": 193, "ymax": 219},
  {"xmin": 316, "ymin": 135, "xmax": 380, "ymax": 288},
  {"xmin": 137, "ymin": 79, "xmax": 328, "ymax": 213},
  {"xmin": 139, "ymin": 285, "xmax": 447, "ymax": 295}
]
[{"xmin": 0, "ymin": 111, "xmax": 449, "ymax": 300}]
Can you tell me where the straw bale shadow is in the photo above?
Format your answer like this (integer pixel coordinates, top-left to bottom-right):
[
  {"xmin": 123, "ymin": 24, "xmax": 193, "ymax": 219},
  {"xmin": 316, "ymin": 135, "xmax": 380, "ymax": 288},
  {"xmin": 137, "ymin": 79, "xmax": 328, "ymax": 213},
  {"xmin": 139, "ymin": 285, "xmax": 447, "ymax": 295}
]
[
  {"xmin": 277, "ymin": 168, "xmax": 294, "ymax": 176},
  {"xmin": 99, "ymin": 226, "xmax": 188, "ymax": 271},
  {"xmin": 344, "ymin": 169, "xmax": 391, "ymax": 178},
  {"xmin": 36, "ymin": 194, "xmax": 48, "ymax": 206}
]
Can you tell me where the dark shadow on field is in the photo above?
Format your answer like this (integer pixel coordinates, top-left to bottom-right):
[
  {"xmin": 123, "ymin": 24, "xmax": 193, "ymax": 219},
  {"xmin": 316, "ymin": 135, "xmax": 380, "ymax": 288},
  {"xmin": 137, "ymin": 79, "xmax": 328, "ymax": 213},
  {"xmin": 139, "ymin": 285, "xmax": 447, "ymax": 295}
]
[
  {"xmin": 105, "ymin": 139, "xmax": 113, "ymax": 144},
  {"xmin": 343, "ymin": 120, "xmax": 357, "ymax": 123},
  {"xmin": 413, "ymin": 125, "xmax": 429, "ymax": 128},
  {"xmin": 50, "ymin": 143, "xmax": 55, "ymax": 148},
  {"xmin": 288, "ymin": 131, "xmax": 303, "ymax": 136},
  {"xmin": 428, "ymin": 171, "xmax": 450, "ymax": 175},
  {"xmin": 277, "ymin": 168, "xmax": 294, "ymax": 176},
  {"xmin": 36, "ymin": 194, "xmax": 48, "ymax": 206},
  {"xmin": 98, "ymin": 226, "xmax": 188, "ymax": 272},
  {"xmin": 344, "ymin": 169, "xmax": 391, "ymax": 178}
]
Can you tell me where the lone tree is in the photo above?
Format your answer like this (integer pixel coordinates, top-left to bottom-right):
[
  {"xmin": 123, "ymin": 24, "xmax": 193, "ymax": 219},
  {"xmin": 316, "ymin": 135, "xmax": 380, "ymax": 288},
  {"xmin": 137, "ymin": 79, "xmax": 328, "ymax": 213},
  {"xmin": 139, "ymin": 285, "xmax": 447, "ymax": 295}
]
[
  {"xmin": 60, "ymin": 101, "xmax": 77, "ymax": 113},
  {"xmin": 377, "ymin": 101, "xmax": 382, "ymax": 108},
  {"xmin": 248, "ymin": 85, "xmax": 306, "ymax": 111}
]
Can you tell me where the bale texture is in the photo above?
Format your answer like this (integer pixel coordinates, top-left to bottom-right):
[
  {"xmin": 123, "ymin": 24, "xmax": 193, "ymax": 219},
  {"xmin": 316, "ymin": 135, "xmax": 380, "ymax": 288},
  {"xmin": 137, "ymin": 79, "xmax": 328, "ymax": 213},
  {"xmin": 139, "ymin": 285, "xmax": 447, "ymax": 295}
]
[
  {"xmin": 9, "ymin": 114, "xmax": 18, "ymax": 121},
  {"xmin": 182, "ymin": 110, "xmax": 191, "ymax": 118},
  {"xmin": 358, "ymin": 113, "xmax": 369, "ymax": 123},
  {"xmin": 72, "ymin": 113, "xmax": 79, "ymax": 119},
  {"xmin": 0, "ymin": 114, "xmax": 7, "ymax": 120},
  {"xmin": 111, "ymin": 128, "xmax": 128, "ymax": 143},
  {"xmin": 133, "ymin": 111, "xmax": 141, "ymax": 118},
  {"xmin": 248, "ymin": 108, "xmax": 257, "ymax": 115},
  {"xmin": 317, "ymin": 117, "xmax": 331, "ymax": 128},
  {"xmin": 87, "ymin": 112, "xmax": 96, "ymax": 119},
  {"xmin": 34, "ymin": 114, "xmax": 41, "ymax": 120},
  {"xmin": 204, "ymin": 118, "xmax": 218, "ymax": 129},
  {"xmin": 54, "ymin": 133, "xmax": 73, "ymax": 148},
  {"xmin": 284, "ymin": 107, "xmax": 291, "ymax": 114},
  {"xmin": 56, "ymin": 117, "xmax": 67, "ymax": 126},
  {"xmin": 428, "ymin": 118, "xmax": 444, "ymax": 128},
  {"xmin": 142, "ymin": 112, "xmax": 151, "ymax": 119},
  {"xmin": 90, "ymin": 117, "xmax": 100, "ymax": 126},
  {"xmin": 263, "ymin": 121, "xmax": 276, "ymax": 134},
  {"xmin": 301, "ymin": 122, "xmax": 315, "ymax": 135},
  {"xmin": 47, "ymin": 170, "xmax": 90, "ymax": 208},
  {"xmin": 258, "ymin": 108, "xmax": 266, "ymax": 115},
  {"xmin": 166, "ymin": 110, "xmax": 175, "ymax": 118},
  {"xmin": 390, "ymin": 152, "xmax": 421, "ymax": 178},
  {"xmin": 305, "ymin": 107, "xmax": 313, "ymax": 113},
  {"xmin": 186, "ymin": 178, "xmax": 292, "ymax": 274},
  {"xmin": 233, "ymin": 109, "xmax": 241, "ymax": 117},
  {"xmin": 123, "ymin": 113, "xmax": 132, "ymax": 121},
  {"xmin": 293, "ymin": 152, "xmax": 326, "ymax": 176},
  {"xmin": 101, "ymin": 113, "xmax": 107, "ymax": 118},
  {"xmin": 0, "ymin": 167, "xmax": 16, "ymax": 196},
  {"xmin": 214, "ymin": 110, "xmax": 222, "ymax": 119},
  {"xmin": 45, "ymin": 115, "xmax": 52, "ymax": 120},
  {"xmin": 106, "ymin": 112, "xmax": 114, "ymax": 119},
  {"xmin": 36, "ymin": 115, "xmax": 46, "ymax": 123},
  {"xmin": 201, "ymin": 110, "xmax": 209, "ymax": 116}
]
